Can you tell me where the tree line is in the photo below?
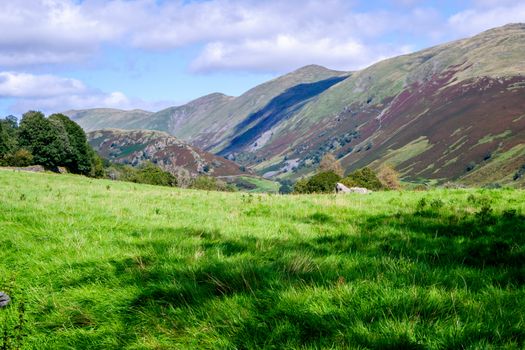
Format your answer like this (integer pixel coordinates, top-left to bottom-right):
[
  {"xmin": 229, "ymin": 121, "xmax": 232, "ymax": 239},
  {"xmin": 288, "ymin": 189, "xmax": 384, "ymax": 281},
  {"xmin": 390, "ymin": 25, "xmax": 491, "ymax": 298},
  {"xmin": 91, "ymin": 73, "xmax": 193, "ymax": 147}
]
[
  {"xmin": 0, "ymin": 111, "xmax": 103, "ymax": 177},
  {"xmin": 0, "ymin": 111, "xmax": 236, "ymax": 191}
]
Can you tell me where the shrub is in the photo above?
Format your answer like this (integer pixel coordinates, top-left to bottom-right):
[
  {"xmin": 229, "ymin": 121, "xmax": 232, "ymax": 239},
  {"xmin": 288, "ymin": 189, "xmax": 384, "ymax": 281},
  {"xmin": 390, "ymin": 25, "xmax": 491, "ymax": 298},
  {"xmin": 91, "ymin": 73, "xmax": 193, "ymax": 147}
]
[
  {"xmin": 131, "ymin": 162, "xmax": 177, "ymax": 187},
  {"xmin": 306, "ymin": 171, "xmax": 341, "ymax": 193},
  {"xmin": 377, "ymin": 164, "xmax": 401, "ymax": 190},
  {"xmin": 2, "ymin": 149, "xmax": 34, "ymax": 167},
  {"xmin": 278, "ymin": 180, "xmax": 293, "ymax": 194},
  {"xmin": 341, "ymin": 167, "xmax": 383, "ymax": 191},
  {"xmin": 88, "ymin": 149, "xmax": 105, "ymax": 178},
  {"xmin": 293, "ymin": 178, "xmax": 309, "ymax": 194},
  {"xmin": 191, "ymin": 176, "xmax": 235, "ymax": 192}
]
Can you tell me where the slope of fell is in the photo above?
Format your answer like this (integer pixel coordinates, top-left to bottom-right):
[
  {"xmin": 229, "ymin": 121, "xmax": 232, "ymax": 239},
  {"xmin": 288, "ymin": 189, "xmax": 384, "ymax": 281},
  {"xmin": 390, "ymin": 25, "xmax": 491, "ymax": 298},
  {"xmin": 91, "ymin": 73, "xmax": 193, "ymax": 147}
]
[
  {"xmin": 88, "ymin": 129, "xmax": 245, "ymax": 178},
  {"xmin": 239, "ymin": 24, "xmax": 525, "ymax": 186},
  {"xmin": 65, "ymin": 108, "xmax": 154, "ymax": 132}
]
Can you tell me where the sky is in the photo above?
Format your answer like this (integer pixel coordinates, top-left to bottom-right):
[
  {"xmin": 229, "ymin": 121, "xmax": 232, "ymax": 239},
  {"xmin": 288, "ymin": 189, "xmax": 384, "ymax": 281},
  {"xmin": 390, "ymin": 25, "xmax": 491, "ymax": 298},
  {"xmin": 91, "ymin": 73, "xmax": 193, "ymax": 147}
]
[{"xmin": 0, "ymin": 0, "xmax": 524, "ymax": 116}]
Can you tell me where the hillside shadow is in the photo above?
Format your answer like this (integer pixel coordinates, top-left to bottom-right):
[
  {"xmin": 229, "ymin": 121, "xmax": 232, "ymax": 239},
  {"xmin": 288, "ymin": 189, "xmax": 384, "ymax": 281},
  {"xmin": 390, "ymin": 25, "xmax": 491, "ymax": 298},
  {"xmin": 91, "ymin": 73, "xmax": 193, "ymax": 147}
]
[{"xmin": 219, "ymin": 75, "xmax": 348, "ymax": 156}]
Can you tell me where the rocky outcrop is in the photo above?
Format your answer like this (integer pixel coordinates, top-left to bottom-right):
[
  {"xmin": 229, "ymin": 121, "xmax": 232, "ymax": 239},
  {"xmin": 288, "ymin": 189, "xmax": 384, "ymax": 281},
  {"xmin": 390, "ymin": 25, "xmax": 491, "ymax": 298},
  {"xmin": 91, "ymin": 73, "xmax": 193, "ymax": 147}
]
[{"xmin": 0, "ymin": 292, "xmax": 10, "ymax": 307}]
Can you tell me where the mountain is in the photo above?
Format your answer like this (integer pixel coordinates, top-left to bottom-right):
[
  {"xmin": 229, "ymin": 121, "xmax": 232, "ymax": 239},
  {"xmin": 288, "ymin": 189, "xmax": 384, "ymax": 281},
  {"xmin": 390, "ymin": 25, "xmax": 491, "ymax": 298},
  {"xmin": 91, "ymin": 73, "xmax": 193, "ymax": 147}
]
[
  {"xmin": 67, "ymin": 65, "xmax": 348, "ymax": 147},
  {"xmin": 87, "ymin": 129, "xmax": 246, "ymax": 178},
  {"xmin": 71, "ymin": 24, "xmax": 525, "ymax": 186},
  {"xmin": 65, "ymin": 108, "xmax": 154, "ymax": 131},
  {"xmin": 250, "ymin": 23, "xmax": 525, "ymax": 186}
]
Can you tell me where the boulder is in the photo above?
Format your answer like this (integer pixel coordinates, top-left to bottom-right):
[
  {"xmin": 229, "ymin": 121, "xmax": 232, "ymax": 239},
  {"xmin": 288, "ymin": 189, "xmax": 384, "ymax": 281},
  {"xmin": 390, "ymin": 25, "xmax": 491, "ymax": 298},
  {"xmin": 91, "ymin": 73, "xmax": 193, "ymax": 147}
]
[
  {"xmin": 349, "ymin": 187, "xmax": 372, "ymax": 194},
  {"xmin": 336, "ymin": 183, "xmax": 371, "ymax": 194},
  {"xmin": 336, "ymin": 182, "xmax": 352, "ymax": 193},
  {"xmin": 0, "ymin": 292, "xmax": 11, "ymax": 308}
]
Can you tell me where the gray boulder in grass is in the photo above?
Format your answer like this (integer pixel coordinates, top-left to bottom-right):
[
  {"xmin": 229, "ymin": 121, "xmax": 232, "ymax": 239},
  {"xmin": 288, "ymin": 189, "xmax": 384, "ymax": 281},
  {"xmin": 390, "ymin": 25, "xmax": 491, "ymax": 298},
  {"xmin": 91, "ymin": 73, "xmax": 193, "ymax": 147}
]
[{"xmin": 0, "ymin": 292, "xmax": 10, "ymax": 307}]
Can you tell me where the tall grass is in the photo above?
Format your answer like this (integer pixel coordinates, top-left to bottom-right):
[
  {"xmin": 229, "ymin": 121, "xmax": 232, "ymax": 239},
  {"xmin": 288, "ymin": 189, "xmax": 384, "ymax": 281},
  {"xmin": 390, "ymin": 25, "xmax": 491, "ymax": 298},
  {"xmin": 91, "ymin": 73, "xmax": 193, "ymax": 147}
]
[{"xmin": 0, "ymin": 169, "xmax": 524, "ymax": 349}]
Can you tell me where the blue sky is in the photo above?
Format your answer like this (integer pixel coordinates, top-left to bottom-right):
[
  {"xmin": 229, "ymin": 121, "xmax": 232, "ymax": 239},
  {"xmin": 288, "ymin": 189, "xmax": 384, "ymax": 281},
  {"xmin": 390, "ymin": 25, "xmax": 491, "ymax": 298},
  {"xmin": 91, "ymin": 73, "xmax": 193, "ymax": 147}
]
[{"xmin": 0, "ymin": 0, "xmax": 524, "ymax": 116}]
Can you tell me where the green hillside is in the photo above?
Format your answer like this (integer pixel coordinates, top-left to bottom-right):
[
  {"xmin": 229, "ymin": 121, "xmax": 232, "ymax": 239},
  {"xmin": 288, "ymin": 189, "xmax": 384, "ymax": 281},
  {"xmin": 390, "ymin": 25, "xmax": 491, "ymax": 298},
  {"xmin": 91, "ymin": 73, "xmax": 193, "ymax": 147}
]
[
  {"xmin": 65, "ymin": 109, "xmax": 154, "ymax": 132},
  {"xmin": 1, "ymin": 170, "xmax": 524, "ymax": 349}
]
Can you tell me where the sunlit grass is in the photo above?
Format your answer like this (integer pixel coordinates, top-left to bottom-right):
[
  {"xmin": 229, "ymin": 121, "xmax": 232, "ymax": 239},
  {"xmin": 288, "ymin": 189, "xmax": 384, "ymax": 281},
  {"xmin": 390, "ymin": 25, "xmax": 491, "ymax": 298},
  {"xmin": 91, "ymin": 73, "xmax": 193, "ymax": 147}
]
[{"xmin": 0, "ymin": 169, "xmax": 524, "ymax": 349}]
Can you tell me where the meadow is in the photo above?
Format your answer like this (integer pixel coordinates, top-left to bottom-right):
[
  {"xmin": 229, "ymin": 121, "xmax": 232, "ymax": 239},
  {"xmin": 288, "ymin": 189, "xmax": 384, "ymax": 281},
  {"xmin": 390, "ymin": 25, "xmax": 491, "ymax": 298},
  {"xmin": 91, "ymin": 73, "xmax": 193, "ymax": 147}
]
[{"xmin": 0, "ymin": 169, "xmax": 524, "ymax": 349}]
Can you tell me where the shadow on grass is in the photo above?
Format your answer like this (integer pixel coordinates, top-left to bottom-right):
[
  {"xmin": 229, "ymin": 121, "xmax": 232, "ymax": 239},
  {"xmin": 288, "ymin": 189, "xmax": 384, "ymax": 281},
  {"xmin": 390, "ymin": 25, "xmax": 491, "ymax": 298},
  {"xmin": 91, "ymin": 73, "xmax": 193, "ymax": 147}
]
[{"xmin": 41, "ymin": 206, "xmax": 525, "ymax": 348}]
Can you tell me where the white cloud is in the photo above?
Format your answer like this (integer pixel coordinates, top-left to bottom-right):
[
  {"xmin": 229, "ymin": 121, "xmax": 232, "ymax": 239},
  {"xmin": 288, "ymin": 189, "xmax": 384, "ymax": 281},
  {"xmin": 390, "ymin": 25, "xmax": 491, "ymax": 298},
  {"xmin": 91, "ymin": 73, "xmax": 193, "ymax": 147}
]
[
  {"xmin": 0, "ymin": 71, "xmax": 172, "ymax": 114},
  {"xmin": 0, "ymin": 0, "xmax": 445, "ymax": 72},
  {"xmin": 0, "ymin": 72, "xmax": 87, "ymax": 98},
  {"xmin": 448, "ymin": 2, "xmax": 525, "ymax": 36},
  {"xmin": 0, "ymin": 0, "xmax": 119, "ymax": 67},
  {"xmin": 0, "ymin": 0, "xmax": 522, "ymax": 74},
  {"xmin": 191, "ymin": 36, "xmax": 411, "ymax": 73}
]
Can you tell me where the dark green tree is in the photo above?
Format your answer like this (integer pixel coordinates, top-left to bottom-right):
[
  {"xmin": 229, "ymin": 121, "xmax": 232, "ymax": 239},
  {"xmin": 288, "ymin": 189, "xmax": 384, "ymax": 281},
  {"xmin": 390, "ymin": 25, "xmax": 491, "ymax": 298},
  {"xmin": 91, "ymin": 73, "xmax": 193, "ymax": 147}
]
[
  {"xmin": 306, "ymin": 171, "xmax": 341, "ymax": 193},
  {"xmin": 278, "ymin": 179, "xmax": 294, "ymax": 194},
  {"xmin": 293, "ymin": 171, "xmax": 341, "ymax": 194},
  {"xmin": 18, "ymin": 111, "xmax": 71, "ymax": 169},
  {"xmin": 0, "ymin": 121, "xmax": 6, "ymax": 157},
  {"xmin": 341, "ymin": 167, "xmax": 383, "ymax": 190},
  {"xmin": 293, "ymin": 178, "xmax": 309, "ymax": 194},
  {"xmin": 132, "ymin": 162, "xmax": 177, "ymax": 187},
  {"xmin": 0, "ymin": 115, "xmax": 19, "ymax": 158},
  {"xmin": 88, "ymin": 148, "xmax": 105, "ymax": 178},
  {"xmin": 49, "ymin": 113, "xmax": 92, "ymax": 175}
]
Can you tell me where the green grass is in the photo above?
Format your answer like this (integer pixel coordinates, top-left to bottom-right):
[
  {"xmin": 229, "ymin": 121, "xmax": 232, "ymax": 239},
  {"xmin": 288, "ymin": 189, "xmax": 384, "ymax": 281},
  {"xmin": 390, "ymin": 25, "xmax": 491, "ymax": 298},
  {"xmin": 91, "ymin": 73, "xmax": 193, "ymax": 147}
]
[
  {"xmin": 238, "ymin": 176, "xmax": 280, "ymax": 193},
  {"xmin": 1, "ymin": 170, "xmax": 524, "ymax": 349}
]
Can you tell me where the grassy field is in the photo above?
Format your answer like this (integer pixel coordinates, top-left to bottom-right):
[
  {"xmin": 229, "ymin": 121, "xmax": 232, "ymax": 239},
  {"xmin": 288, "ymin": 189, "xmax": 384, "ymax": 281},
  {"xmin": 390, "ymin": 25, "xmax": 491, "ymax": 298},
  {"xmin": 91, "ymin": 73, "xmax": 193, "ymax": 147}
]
[{"xmin": 0, "ymin": 170, "xmax": 524, "ymax": 349}]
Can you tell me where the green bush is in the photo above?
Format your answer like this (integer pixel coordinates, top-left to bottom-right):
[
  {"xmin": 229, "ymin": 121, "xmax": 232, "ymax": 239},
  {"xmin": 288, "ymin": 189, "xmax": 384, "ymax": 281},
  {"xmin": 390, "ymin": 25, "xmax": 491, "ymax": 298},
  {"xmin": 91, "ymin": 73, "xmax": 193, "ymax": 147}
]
[
  {"xmin": 88, "ymin": 149, "xmax": 105, "ymax": 178},
  {"xmin": 293, "ymin": 178, "xmax": 309, "ymax": 194},
  {"xmin": 294, "ymin": 171, "xmax": 341, "ymax": 194},
  {"xmin": 2, "ymin": 149, "xmax": 33, "ymax": 167},
  {"xmin": 130, "ymin": 162, "xmax": 177, "ymax": 187},
  {"xmin": 341, "ymin": 167, "xmax": 383, "ymax": 190},
  {"xmin": 278, "ymin": 180, "xmax": 294, "ymax": 194}
]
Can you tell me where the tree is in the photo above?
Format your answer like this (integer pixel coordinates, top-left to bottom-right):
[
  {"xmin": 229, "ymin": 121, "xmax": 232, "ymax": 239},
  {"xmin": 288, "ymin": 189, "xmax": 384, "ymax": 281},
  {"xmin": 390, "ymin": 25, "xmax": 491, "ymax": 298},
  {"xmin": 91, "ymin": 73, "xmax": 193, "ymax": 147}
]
[
  {"xmin": 293, "ymin": 171, "xmax": 341, "ymax": 194},
  {"xmin": 18, "ymin": 111, "xmax": 71, "ymax": 169},
  {"xmin": 49, "ymin": 113, "xmax": 92, "ymax": 175},
  {"xmin": 278, "ymin": 179, "xmax": 293, "ymax": 194},
  {"xmin": 0, "ymin": 116, "xmax": 19, "ymax": 158},
  {"xmin": 318, "ymin": 153, "xmax": 344, "ymax": 177},
  {"xmin": 2, "ymin": 149, "xmax": 33, "ymax": 167},
  {"xmin": 88, "ymin": 148, "xmax": 105, "ymax": 178},
  {"xmin": 0, "ymin": 121, "xmax": 6, "ymax": 157},
  {"xmin": 293, "ymin": 178, "xmax": 309, "ymax": 194},
  {"xmin": 377, "ymin": 164, "xmax": 401, "ymax": 190},
  {"xmin": 131, "ymin": 162, "xmax": 177, "ymax": 187},
  {"xmin": 341, "ymin": 167, "xmax": 383, "ymax": 190},
  {"xmin": 306, "ymin": 171, "xmax": 341, "ymax": 193}
]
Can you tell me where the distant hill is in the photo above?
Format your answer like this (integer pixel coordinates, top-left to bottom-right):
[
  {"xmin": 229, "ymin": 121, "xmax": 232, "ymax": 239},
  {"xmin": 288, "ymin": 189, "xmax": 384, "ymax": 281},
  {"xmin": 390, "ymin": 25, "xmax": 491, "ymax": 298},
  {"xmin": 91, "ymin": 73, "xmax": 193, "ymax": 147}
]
[
  {"xmin": 68, "ymin": 65, "xmax": 347, "ymax": 148},
  {"xmin": 65, "ymin": 108, "xmax": 154, "ymax": 131},
  {"xmin": 70, "ymin": 24, "xmax": 525, "ymax": 186},
  {"xmin": 87, "ymin": 129, "xmax": 246, "ymax": 178}
]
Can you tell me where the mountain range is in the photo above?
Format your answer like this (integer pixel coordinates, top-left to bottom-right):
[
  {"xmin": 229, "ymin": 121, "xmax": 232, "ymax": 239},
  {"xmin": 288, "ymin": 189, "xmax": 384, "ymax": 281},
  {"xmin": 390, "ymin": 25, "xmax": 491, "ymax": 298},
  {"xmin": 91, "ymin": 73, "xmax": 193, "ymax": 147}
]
[{"xmin": 67, "ymin": 23, "xmax": 525, "ymax": 186}]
